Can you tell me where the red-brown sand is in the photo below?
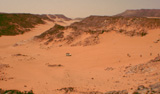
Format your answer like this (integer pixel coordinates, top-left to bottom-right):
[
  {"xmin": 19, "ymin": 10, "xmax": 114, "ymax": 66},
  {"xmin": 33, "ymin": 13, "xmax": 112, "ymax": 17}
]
[{"xmin": 0, "ymin": 20, "xmax": 160, "ymax": 94}]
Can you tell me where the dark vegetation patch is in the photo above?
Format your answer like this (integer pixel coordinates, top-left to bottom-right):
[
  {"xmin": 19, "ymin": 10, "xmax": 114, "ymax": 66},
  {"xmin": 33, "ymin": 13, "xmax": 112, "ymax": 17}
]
[
  {"xmin": 35, "ymin": 24, "xmax": 65, "ymax": 39},
  {"xmin": 12, "ymin": 54, "xmax": 28, "ymax": 57},
  {"xmin": 11, "ymin": 54, "xmax": 35, "ymax": 61},
  {"xmin": 48, "ymin": 64, "xmax": 63, "ymax": 67},
  {"xmin": 0, "ymin": 13, "xmax": 44, "ymax": 36},
  {"xmin": 0, "ymin": 89, "xmax": 34, "ymax": 94},
  {"xmin": 105, "ymin": 67, "xmax": 114, "ymax": 71},
  {"xmin": 57, "ymin": 87, "xmax": 75, "ymax": 93},
  {"xmin": 34, "ymin": 24, "xmax": 65, "ymax": 45}
]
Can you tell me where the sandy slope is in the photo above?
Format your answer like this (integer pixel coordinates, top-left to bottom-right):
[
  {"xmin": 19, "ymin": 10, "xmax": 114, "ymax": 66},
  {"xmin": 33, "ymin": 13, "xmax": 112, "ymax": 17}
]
[
  {"xmin": 0, "ymin": 20, "xmax": 160, "ymax": 94},
  {"xmin": 0, "ymin": 21, "xmax": 55, "ymax": 48}
]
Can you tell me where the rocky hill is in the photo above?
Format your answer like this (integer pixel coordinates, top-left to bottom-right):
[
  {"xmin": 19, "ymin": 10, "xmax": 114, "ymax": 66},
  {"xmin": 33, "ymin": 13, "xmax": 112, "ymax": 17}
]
[
  {"xmin": 35, "ymin": 15, "xmax": 160, "ymax": 46},
  {"xmin": 115, "ymin": 9, "xmax": 160, "ymax": 17},
  {"xmin": 0, "ymin": 13, "xmax": 71, "ymax": 36},
  {"xmin": 71, "ymin": 16, "xmax": 160, "ymax": 36},
  {"xmin": 0, "ymin": 13, "xmax": 45, "ymax": 36}
]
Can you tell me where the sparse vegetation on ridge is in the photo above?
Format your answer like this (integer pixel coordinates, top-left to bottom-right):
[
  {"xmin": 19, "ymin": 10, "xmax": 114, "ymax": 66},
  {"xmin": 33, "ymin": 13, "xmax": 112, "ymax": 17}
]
[
  {"xmin": 34, "ymin": 16, "xmax": 160, "ymax": 46},
  {"xmin": 70, "ymin": 16, "xmax": 160, "ymax": 37},
  {"xmin": 0, "ymin": 13, "xmax": 45, "ymax": 36},
  {"xmin": 0, "ymin": 89, "xmax": 34, "ymax": 94},
  {"xmin": 35, "ymin": 24, "xmax": 65, "ymax": 39}
]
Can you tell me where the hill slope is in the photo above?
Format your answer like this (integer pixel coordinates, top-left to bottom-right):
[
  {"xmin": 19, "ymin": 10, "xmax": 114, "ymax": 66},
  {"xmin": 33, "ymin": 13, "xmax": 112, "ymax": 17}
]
[
  {"xmin": 35, "ymin": 16, "xmax": 160, "ymax": 46},
  {"xmin": 115, "ymin": 9, "xmax": 160, "ymax": 17},
  {"xmin": 0, "ymin": 13, "xmax": 72, "ymax": 36},
  {"xmin": 0, "ymin": 13, "xmax": 45, "ymax": 36}
]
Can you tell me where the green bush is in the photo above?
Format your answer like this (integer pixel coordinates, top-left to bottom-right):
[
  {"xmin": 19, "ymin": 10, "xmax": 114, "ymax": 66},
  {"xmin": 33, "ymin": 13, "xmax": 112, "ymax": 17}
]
[{"xmin": 141, "ymin": 32, "xmax": 147, "ymax": 36}]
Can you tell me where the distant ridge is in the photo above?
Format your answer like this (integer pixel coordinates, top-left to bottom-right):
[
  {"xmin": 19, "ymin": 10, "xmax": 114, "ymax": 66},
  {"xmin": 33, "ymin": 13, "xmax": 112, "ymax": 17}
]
[
  {"xmin": 54, "ymin": 14, "xmax": 72, "ymax": 21},
  {"xmin": 0, "ymin": 13, "xmax": 71, "ymax": 36},
  {"xmin": 74, "ymin": 17, "xmax": 84, "ymax": 20},
  {"xmin": 115, "ymin": 9, "xmax": 160, "ymax": 17},
  {"xmin": 39, "ymin": 14, "xmax": 72, "ymax": 21}
]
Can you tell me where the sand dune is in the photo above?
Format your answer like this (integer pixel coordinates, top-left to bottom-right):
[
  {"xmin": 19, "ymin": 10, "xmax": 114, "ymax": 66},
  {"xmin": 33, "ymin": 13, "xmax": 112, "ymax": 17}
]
[{"xmin": 0, "ymin": 20, "xmax": 160, "ymax": 94}]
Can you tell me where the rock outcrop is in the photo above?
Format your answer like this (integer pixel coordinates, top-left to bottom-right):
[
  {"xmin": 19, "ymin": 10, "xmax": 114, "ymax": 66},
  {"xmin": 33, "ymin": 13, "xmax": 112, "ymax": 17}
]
[
  {"xmin": 115, "ymin": 9, "xmax": 160, "ymax": 17},
  {"xmin": 133, "ymin": 83, "xmax": 160, "ymax": 94}
]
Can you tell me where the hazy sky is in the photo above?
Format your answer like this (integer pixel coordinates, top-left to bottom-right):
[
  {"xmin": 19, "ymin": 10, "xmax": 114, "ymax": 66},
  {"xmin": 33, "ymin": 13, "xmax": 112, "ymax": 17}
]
[{"xmin": 0, "ymin": 0, "xmax": 160, "ymax": 18}]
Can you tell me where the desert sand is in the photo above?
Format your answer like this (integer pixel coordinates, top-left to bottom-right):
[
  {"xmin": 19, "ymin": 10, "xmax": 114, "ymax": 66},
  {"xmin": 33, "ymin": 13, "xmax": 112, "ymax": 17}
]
[{"xmin": 0, "ymin": 20, "xmax": 160, "ymax": 94}]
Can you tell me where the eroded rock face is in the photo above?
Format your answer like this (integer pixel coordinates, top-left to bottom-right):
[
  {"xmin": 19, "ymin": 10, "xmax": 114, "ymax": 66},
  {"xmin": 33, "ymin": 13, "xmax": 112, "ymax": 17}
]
[
  {"xmin": 105, "ymin": 90, "xmax": 128, "ymax": 94},
  {"xmin": 133, "ymin": 83, "xmax": 160, "ymax": 94},
  {"xmin": 149, "ymin": 83, "xmax": 160, "ymax": 93}
]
